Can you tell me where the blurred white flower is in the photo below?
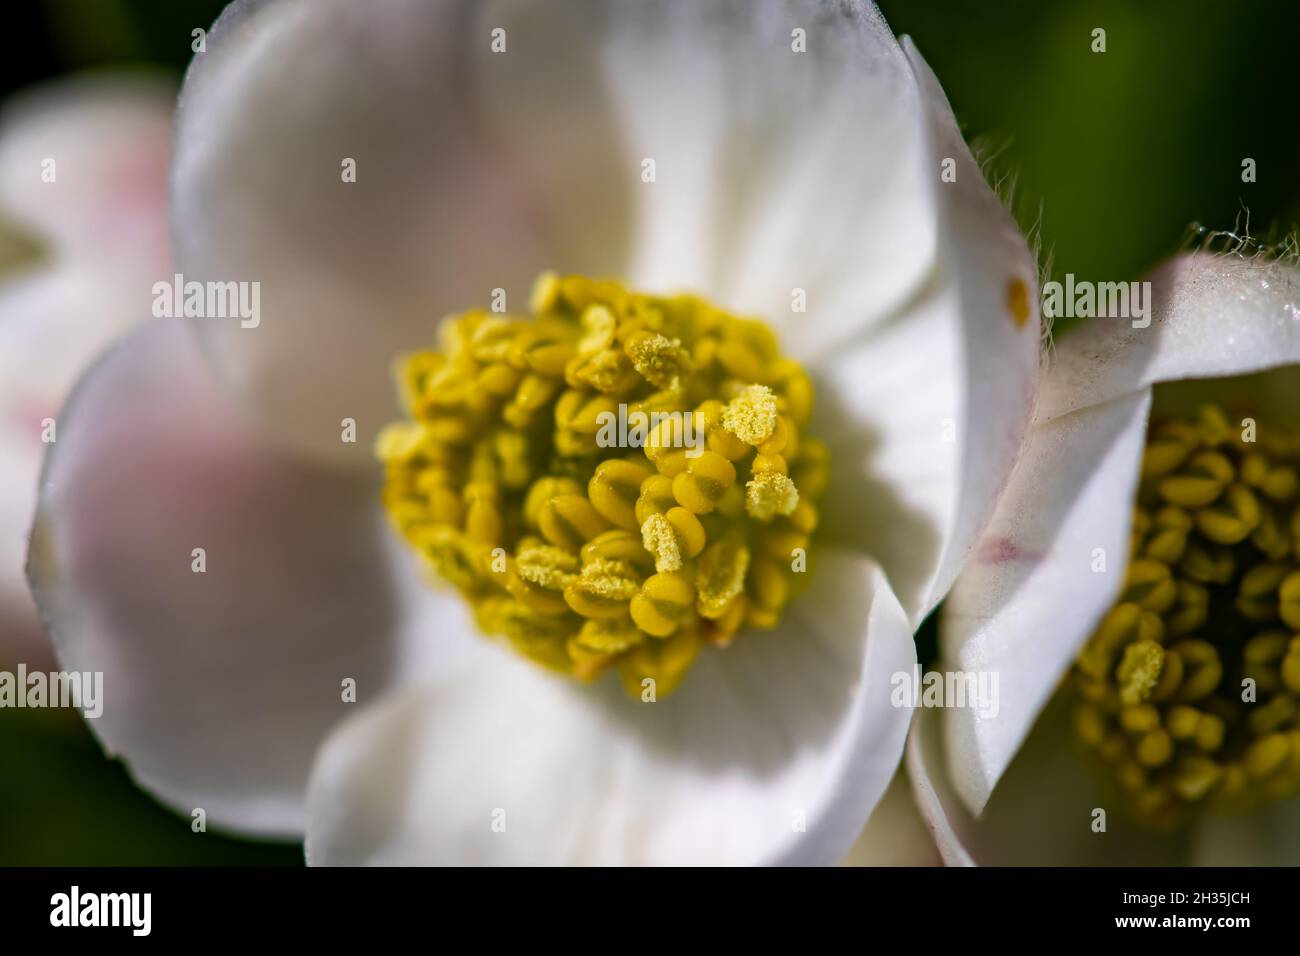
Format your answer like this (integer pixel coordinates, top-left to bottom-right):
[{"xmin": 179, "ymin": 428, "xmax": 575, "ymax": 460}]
[{"xmin": 0, "ymin": 74, "xmax": 172, "ymax": 668}]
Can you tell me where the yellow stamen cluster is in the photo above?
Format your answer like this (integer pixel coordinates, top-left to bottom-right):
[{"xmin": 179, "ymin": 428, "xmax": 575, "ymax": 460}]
[
  {"xmin": 377, "ymin": 273, "xmax": 827, "ymax": 697},
  {"xmin": 1072, "ymin": 404, "xmax": 1300, "ymax": 827}
]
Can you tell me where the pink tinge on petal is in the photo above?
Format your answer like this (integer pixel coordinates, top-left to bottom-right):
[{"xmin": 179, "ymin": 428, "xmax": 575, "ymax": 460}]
[{"xmin": 27, "ymin": 320, "xmax": 433, "ymax": 837}]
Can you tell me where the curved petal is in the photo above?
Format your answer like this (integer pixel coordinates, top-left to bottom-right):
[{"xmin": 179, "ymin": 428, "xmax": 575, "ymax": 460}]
[
  {"xmin": 841, "ymin": 767, "xmax": 940, "ymax": 866},
  {"xmin": 26, "ymin": 320, "xmax": 456, "ymax": 837},
  {"xmin": 938, "ymin": 390, "xmax": 1151, "ymax": 813},
  {"xmin": 0, "ymin": 72, "xmax": 173, "ymax": 268},
  {"xmin": 1039, "ymin": 252, "xmax": 1300, "ymax": 422},
  {"xmin": 304, "ymin": 548, "xmax": 915, "ymax": 865},
  {"xmin": 813, "ymin": 40, "xmax": 1041, "ymax": 623},
  {"xmin": 907, "ymin": 700, "xmax": 1188, "ymax": 866},
  {"xmin": 172, "ymin": 0, "xmax": 941, "ymax": 462}
]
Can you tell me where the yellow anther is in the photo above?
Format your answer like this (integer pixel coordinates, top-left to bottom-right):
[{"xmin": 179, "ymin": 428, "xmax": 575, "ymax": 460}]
[
  {"xmin": 538, "ymin": 494, "xmax": 611, "ymax": 550},
  {"xmin": 635, "ymin": 473, "xmax": 677, "ymax": 525},
  {"xmin": 1116, "ymin": 640, "xmax": 1165, "ymax": 706},
  {"xmin": 581, "ymin": 529, "xmax": 655, "ymax": 570},
  {"xmin": 774, "ymin": 362, "xmax": 815, "ymax": 428},
  {"xmin": 1195, "ymin": 713, "xmax": 1226, "ymax": 752},
  {"xmin": 375, "ymin": 421, "xmax": 427, "ymax": 463},
  {"xmin": 1194, "ymin": 483, "xmax": 1260, "ymax": 544},
  {"xmin": 524, "ymin": 340, "xmax": 577, "ymax": 377},
  {"xmin": 716, "ymin": 339, "xmax": 766, "ymax": 382},
  {"xmin": 1250, "ymin": 507, "xmax": 1290, "ymax": 560},
  {"xmin": 1168, "ymin": 582, "xmax": 1213, "ymax": 636},
  {"xmin": 640, "ymin": 508, "xmax": 706, "ymax": 574},
  {"xmin": 563, "ymin": 558, "xmax": 641, "ymax": 619},
  {"xmin": 1178, "ymin": 542, "xmax": 1235, "ymax": 584},
  {"xmin": 422, "ymin": 480, "xmax": 464, "ymax": 527},
  {"xmin": 1236, "ymin": 562, "xmax": 1290, "ymax": 620},
  {"xmin": 464, "ymin": 484, "xmax": 504, "ymax": 544},
  {"xmin": 557, "ymin": 391, "xmax": 619, "ymax": 434},
  {"xmin": 1149, "ymin": 647, "xmax": 1184, "ymax": 701},
  {"xmin": 629, "ymin": 572, "xmax": 696, "ymax": 637},
  {"xmin": 1074, "ymin": 705, "xmax": 1106, "ymax": 746},
  {"xmin": 588, "ymin": 459, "xmax": 653, "ymax": 530},
  {"xmin": 1143, "ymin": 526, "xmax": 1188, "ymax": 564},
  {"xmin": 745, "ymin": 472, "xmax": 800, "ymax": 521},
  {"xmin": 617, "ymin": 629, "xmax": 701, "ymax": 698},
  {"xmin": 784, "ymin": 499, "xmax": 820, "ymax": 536},
  {"xmin": 578, "ymin": 303, "xmax": 617, "ymax": 354},
  {"xmin": 574, "ymin": 617, "xmax": 644, "ymax": 655},
  {"xmin": 721, "ymin": 384, "xmax": 778, "ymax": 446},
  {"xmin": 567, "ymin": 346, "xmax": 639, "ymax": 394},
  {"xmin": 1248, "ymin": 695, "xmax": 1296, "ymax": 736},
  {"xmin": 529, "ymin": 271, "xmax": 562, "ymax": 314},
  {"xmin": 1121, "ymin": 559, "xmax": 1178, "ymax": 614},
  {"xmin": 1196, "ymin": 403, "xmax": 1233, "ymax": 447},
  {"xmin": 1142, "ymin": 439, "xmax": 1191, "ymax": 480},
  {"xmin": 492, "ymin": 429, "xmax": 533, "ymax": 489},
  {"xmin": 1172, "ymin": 639, "xmax": 1222, "ymax": 701},
  {"xmin": 1240, "ymin": 453, "xmax": 1298, "ymax": 501},
  {"xmin": 672, "ymin": 450, "xmax": 737, "ymax": 514},
  {"xmin": 379, "ymin": 273, "xmax": 827, "ymax": 697},
  {"xmin": 624, "ymin": 330, "xmax": 691, "ymax": 390},
  {"xmin": 1282, "ymin": 642, "xmax": 1300, "ymax": 693},
  {"xmin": 696, "ymin": 399, "xmax": 750, "ymax": 460},
  {"xmin": 695, "ymin": 539, "xmax": 750, "ymax": 619},
  {"xmin": 523, "ymin": 476, "xmax": 582, "ymax": 529},
  {"xmin": 1136, "ymin": 729, "xmax": 1174, "ymax": 767},
  {"xmin": 509, "ymin": 542, "xmax": 580, "ymax": 614},
  {"xmin": 1166, "ymin": 705, "xmax": 1201, "ymax": 740},
  {"xmin": 1244, "ymin": 631, "xmax": 1289, "ymax": 663},
  {"xmin": 1157, "ymin": 451, "xmax": 1233, "ymax": 507},
  {"xmin": 749, "ymin": 557, "xmax": 790, "ymax": 613},
  {"xmin": 758, "ymin": 416, "xmax": 792, "ymax": 457},
  {"xmin": 1280, "ymin": 571, "xmax": 1300, "ymax": 630},
  {"xmin": 1120, "ymin": 704, "xmax": 1160, "ymax": 733},
  {"xmin": 1244, "ymin": 734, "xmax": 1290, "ymax": 779}
]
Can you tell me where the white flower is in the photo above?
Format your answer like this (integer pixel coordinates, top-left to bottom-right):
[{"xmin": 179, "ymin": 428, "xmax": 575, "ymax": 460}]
[
  {"xmin": 911, "ymin": 250, "xmax": 1300, "ymax": 864},
  {"xmin": 0, "ymin": 75, "xmax": 172, "ymax": 667},
  {"xmin": 28, "ymin": 0, "xmax": 1039, "ymax": 865}
]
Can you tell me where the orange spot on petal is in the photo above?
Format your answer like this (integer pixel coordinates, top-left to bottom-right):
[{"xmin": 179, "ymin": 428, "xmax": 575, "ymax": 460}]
[{"xmin": 1006, "ymin": 277, "xmax": 1032, "ymax": 329}]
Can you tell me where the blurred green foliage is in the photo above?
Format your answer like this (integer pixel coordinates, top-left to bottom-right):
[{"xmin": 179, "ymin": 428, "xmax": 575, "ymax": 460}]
[{"xmin": 2, "ymin": 0, "xmax": 1297, "ymax": 865}]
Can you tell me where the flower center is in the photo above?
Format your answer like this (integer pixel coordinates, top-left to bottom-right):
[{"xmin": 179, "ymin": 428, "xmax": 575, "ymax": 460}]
[
  {"xmin": 1071, "ymin": 404, "xmax": 1300, "ymax": 827},
  {"xmin": 377, "ymin": 273, "xmax": 827, "ymax": 698}
]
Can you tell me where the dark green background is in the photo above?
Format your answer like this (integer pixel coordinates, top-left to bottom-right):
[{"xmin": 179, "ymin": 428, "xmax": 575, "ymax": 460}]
[{"xmin": 2, "ymin": 0, "xmax": 1297, "ymax": 864}]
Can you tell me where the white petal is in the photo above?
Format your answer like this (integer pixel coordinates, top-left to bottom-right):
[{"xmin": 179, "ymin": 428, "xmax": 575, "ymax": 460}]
[
  {"xmin": 1040, "ymin": 252, "xmax": 1300, "ymax": 422},
  {"xmin": 0, "ymin": 73, "xmax": 173, "ymax": 266},
  {"xmin": 172, "ymin": 0, "xmax": 943, "ymax": 462},
  {"xmin": 305, "ymin": 548, "xmax": 915, "ymax": 865},
  {"xmin": 812, "ymin": 40, "xmax": 1041, "ymax": 623},
  {"xmin": 938, "ymin": 390, "xmax": 1151, "ymax": 814},
  {"xmin": 1190, "ymin": 800, "xmax": 1300, "ymax": 866},
  {"xmin": 908, "ymin": 701, "xmax": 1188, "ymax": 865},
  {"xmin": 26, "ymin": 321, "xmax": 450, "ymax": 837},
  {"xmin": 841, "ymin": 768, "xmax": 940, "ymax": 866}
]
